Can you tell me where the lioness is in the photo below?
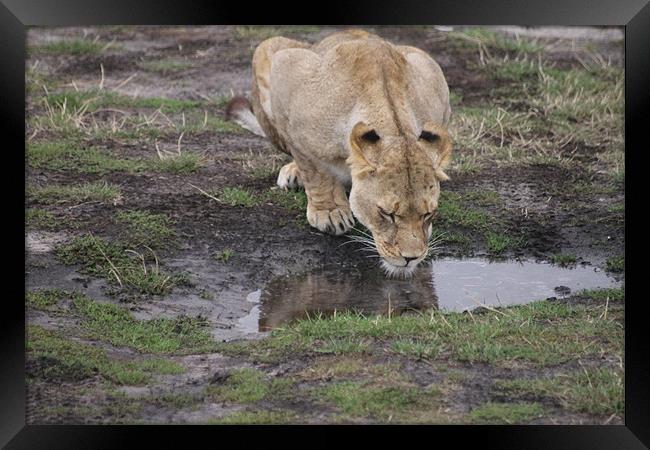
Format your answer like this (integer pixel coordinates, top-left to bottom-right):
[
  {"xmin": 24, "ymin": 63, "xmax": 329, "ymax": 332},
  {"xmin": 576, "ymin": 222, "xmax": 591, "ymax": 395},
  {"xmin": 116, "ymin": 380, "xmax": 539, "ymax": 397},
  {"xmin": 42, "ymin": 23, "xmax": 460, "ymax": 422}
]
[{"xmin": 227, "ymin": 29, "xmax": 452, "ymax": 277}]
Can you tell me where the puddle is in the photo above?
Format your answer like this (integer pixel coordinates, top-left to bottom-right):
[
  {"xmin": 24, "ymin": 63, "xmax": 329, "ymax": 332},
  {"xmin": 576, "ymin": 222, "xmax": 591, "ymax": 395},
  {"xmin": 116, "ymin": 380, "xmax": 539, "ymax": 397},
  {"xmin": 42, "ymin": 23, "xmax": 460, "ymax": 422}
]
[{"xmin": 237, "ymin": 258, "xmax": 622, "ymax": 333}]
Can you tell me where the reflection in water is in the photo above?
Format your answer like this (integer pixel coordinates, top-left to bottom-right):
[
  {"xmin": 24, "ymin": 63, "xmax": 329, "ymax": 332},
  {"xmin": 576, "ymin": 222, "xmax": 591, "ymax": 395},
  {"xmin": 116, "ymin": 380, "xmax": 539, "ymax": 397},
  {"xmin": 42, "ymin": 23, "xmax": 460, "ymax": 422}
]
[
  {"xmin": 257, "ymin": 265, "xmax": 437, "ymax": 331},
  {"xmin": 237, "ymin": 258, "xmax": 622, "ymax": 333}
]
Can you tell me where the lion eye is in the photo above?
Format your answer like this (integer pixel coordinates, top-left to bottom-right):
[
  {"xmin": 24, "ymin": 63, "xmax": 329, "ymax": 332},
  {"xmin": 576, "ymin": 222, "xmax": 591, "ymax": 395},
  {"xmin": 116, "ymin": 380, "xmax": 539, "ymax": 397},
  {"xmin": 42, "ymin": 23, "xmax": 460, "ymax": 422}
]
[
  {"xmin": 378, "ymin": 208, "xmax": 395, "ymax": 223},
  {"xmin": 419, "ymin": 131, "xmax": 440, "ymax": 143}
]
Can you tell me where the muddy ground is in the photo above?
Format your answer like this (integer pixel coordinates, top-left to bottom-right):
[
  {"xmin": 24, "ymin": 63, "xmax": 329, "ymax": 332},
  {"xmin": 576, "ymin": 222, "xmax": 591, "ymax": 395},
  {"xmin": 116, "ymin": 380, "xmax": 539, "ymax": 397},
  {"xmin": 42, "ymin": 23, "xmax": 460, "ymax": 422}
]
[{"xmin": 25, "ymin": 26, "xmax": 624, "ymax": 424}]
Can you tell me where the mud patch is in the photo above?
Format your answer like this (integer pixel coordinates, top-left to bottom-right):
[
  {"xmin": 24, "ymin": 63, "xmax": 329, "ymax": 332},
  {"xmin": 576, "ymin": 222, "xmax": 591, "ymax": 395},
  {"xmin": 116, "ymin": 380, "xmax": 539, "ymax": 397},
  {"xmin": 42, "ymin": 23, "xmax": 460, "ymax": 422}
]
[{"xmin": 26, "ymin": 231, "xmax": 70, "ymax": 254}]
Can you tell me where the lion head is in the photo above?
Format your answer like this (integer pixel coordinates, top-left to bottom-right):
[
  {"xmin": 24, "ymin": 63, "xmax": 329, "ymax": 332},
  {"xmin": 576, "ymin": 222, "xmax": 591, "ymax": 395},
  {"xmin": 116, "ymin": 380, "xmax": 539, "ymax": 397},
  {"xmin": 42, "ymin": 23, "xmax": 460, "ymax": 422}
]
[{"xmin": 346, "ymin": 120, "xmax": 452, "ymax": 278}]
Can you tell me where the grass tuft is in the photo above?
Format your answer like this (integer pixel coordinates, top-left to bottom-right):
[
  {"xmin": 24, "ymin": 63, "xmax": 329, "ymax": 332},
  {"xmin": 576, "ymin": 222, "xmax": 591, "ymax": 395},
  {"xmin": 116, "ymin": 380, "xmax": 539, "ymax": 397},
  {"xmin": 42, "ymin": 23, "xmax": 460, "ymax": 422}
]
[
  {"xmin": 32, "ymin": 39, "xmax": 107, "ymax": 55},
  {"xmin": 115, "ymin": 210, "xmax": 175, "ymax": 248},
  {"xmin": 209, "ymin": 410, "xmax": 298, "ymax": 424},
  {"xmin": 26, "ymin": 288, "xmax": 68, "ymax": 310},
  {"xmin": 27, "ymin": 325, "xmax": 184, "ymax": 385},
  {"xmin": 27, "ymin": 181, "xmax": 122, "ymax": 205},
  {"xmin": 72, "ymin": 294, "xmax": 215, "ymax": 354},
  {"xmin": 26, "ymin": 209, "xmax": 59, "ymax": 230},
  {"xmin": 494, "ymin": 367, "xmax": 624, "ymax": 416},
  {"xmin": 56, "ymin": 234, "xmax": 184, "ymax": 295},
  {"xmin": 551, "ymin": 254, "xmax": 578, "ymax": 267},
  {"xmin": 469, "ymin": 402, "xmax": 544, "ymax": 424},
  {"xmin": 206, "ymin": 368, "xmax": 293, "ymax": 404}
]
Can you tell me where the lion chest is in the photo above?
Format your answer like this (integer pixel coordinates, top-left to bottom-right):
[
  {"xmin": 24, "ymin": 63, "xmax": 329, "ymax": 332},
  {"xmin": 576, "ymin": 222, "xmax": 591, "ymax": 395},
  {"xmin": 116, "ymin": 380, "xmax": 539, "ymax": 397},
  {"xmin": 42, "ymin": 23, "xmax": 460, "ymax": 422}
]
[{"xmin": 321, "ymin": 159, "xmax": 352, "ymax": 187}]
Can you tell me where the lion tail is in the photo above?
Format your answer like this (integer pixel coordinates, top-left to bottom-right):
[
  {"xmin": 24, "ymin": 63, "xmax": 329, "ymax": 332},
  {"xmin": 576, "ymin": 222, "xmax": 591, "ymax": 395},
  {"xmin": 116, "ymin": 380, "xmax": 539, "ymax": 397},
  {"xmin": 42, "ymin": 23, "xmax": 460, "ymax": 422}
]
[{"xmin": 225, "ymin": 96, "xmax": 266, "ymax": 137}]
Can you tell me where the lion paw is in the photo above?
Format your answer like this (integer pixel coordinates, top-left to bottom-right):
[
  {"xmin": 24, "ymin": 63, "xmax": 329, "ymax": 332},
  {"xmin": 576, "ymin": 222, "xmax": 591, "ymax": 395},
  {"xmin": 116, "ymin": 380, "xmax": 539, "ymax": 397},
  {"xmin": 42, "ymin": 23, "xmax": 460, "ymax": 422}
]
[
  {"xmin": 277, "ymin": 162, "xmax": 302, "ymax": 190},
  {"xmin": 307, "ymin": 206, "xmax": 355, "ymax": 235}
]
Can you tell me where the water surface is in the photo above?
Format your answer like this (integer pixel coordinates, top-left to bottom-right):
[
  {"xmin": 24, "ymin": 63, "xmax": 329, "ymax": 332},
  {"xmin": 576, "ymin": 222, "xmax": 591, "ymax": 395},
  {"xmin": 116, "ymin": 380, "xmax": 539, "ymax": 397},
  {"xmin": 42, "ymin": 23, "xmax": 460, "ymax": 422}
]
[{"xmin": 237, "ymin": 258, "xmax": 621, "ymax": 333}]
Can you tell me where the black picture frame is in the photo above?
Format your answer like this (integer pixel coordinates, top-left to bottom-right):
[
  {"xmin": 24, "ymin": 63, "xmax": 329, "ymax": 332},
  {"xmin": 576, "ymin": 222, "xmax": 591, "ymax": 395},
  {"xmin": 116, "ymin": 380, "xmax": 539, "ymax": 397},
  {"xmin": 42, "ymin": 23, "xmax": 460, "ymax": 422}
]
[{"xmin": 2, "ymin": 0, "xmax": 648, "ymax": 447}]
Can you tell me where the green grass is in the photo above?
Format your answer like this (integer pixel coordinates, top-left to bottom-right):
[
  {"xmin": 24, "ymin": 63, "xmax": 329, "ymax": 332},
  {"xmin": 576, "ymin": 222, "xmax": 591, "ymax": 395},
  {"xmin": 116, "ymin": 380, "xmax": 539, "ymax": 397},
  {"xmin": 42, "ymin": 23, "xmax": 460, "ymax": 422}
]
[
  {"xmin": 136, "ymin": 358, "xmax": 186, "ymax": 375},
  {"xmin": 27, "ymin": 140, "xmax": 203, "ymax": 175},
  {"xmin": 209, "ymin": 409, "xmax": 298, "ymax": 424},
  {"xmin": 391, "ymin": 339, "xmax": 441, "ymax": 360},
  {"xmin": 32, "ymin": 39, "xmax": 107, "ymax": 55},
  {"xmin": 214, "ymin": 249, "xmax": 234, "ymax": 263},
  {"xmin": 494, "ymin": 367, "xmax": 624, "ymax": 415},
  {"xmin": 72, "ymin": 294, "xmax": 215, "ymax": 354},
  {"xmin": 148, "ymin": 153, "xmax": 203, "ymax": 174},
  {"xmin": 469, "ymin": 402, "xmax": 544, "ymax": 424},
  {"xmin": 607, "ymin": 203, "xmax": 624, "ymax": 214},
  {"xmin": 27, "ymin": 325, "xmax": 184, "ymax": 385},
  {"xmin": 551, "ymin": 254, "xmax": 578, "ymax": 267},
  {"xmin": 45, "ymin": 89, "xmax": 203, "ymax": 114},
  {"xmin": 216, "ymin": 187, "xmax": 259, "ymax": 207},
  {"xmin": 56, "ymin": 234, "xmax": 185, "ymax": 295},
  {"xmin": 433, "ymin": 189, "xmax": 527, "ymax": 255},
  {"xmin": 605, "ymin": 256, "xmax": 624, "ymax": 273},
  {"xmin": 115, "ymin": 210, "xmax": 175, "ymax": 248},
  {"xmin": 491, "ymin": 58, "xmax": 540, "ymax": 81},
  {"xmin": 450, "ymin": 28, "xmax": 544, "ymax": 55},
  {"xmin": 218, "ymin": 300, "xmax": 623, "ymax": 368},
  {"xmin": 206, "ymin": 368, "xmax": 293, "ymax": 403},
  {"xmin": 25, "ymin": 209, "xmax": 59, "ymax": 230},
  {"xmin": 315, "ymin": 338, "xmax": 371, "ymax": 355},
  {"xmin": 148, "ymin": 393, "xmax": 201, "ymax": 409},
  {"xmin": 432, "ymin": 190, "xmax": 524, "ymax": 254},
  {"xmin": 298, "ymin": 357, "xmax": 367, "ymax": 380},
  {"xmin": 580, "ymin": 287, "xmax": 624, "ymax": 302},
  {"xmin": 27, "ymin": 181, "xmax": 122, "ymax": 205},
  {"xmin": 26, "ymin": 288, "xmax": 68, "ymax": 310},
  {"xmin": 27, "ymin": 141, "xmax": 141, "ymax": 174},
  {"xmin": 314, "ymin": 380, "xmax": 439, "ymax": 421},
  {"xmin": 265, "ymin": 188, "xmax": 308, "ymax": 211},
  {"xmin": 463, "ymin": 189, "xmax": 502, "ymax": 206},
  {"xmin": 448, "ymin": 58, "xmax": 623, "ymax": 174},
  {"xmin": 486, "ymin": 232, "xmax": 525, "ymax": 255},
  {"xmin": 437, "ymin": 191, "xmax": 495, "ymax": 230},
  {"xmin": 30, "ymin": 89, "xmax": 240, "ymax": 140}
]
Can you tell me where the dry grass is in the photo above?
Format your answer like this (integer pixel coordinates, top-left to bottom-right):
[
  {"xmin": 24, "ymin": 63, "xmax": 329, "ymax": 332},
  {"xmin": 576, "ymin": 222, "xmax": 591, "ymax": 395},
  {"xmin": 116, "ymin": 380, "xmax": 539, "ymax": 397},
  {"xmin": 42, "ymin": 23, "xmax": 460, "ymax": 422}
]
[{"xmin": 449, "ymin": 60, "xmax": 623, "ymax": 174}]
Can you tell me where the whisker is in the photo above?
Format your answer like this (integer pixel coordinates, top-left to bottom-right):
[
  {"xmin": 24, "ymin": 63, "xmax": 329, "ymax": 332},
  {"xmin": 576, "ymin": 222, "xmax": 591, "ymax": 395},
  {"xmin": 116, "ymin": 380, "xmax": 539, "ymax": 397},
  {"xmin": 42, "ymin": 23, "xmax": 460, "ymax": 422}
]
[{"xmin": 351, "ymin": 226, "xmax": 373, "ymax": 239}]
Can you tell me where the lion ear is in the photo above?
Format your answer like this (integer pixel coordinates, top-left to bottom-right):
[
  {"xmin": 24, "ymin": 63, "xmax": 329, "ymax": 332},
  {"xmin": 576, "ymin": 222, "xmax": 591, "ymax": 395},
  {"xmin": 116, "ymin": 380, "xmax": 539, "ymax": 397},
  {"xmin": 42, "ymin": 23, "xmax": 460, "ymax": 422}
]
[
  {"xmin": 347, "ymin": 121, "xmax": 380, "ymax": 177},
  {"xmin": 419, "ymin": 122, "xmax": 452, "ymax": 181}
]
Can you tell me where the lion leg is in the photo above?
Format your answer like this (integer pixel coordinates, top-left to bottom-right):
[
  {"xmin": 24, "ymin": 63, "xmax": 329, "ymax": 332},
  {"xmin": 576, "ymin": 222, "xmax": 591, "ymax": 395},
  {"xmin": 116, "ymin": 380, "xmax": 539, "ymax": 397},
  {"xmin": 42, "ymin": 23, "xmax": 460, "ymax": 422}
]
[
  {"xmin": 292, "ymin": 155, "xmax": 355, "ymax": 235},
  {"xmin": 276, "ymin": 161, "xmax": 303, "ymax": 190}
]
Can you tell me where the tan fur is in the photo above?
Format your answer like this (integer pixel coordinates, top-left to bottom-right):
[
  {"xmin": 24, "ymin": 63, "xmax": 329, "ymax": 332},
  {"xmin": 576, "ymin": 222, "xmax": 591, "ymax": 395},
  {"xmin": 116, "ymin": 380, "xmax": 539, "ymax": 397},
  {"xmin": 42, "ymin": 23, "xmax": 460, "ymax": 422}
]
[{"xmin": 249, "ymin": 29, "xmax": 453, "ymax": 275}]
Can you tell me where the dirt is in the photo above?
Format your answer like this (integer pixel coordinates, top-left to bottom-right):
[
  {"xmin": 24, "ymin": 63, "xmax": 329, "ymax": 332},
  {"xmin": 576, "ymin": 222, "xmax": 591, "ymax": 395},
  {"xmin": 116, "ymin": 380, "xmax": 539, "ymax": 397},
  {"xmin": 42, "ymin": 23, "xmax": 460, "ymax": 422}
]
[{"xmin": 25, "ymin": 25, "xmax": 624, "ymax": 424}]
